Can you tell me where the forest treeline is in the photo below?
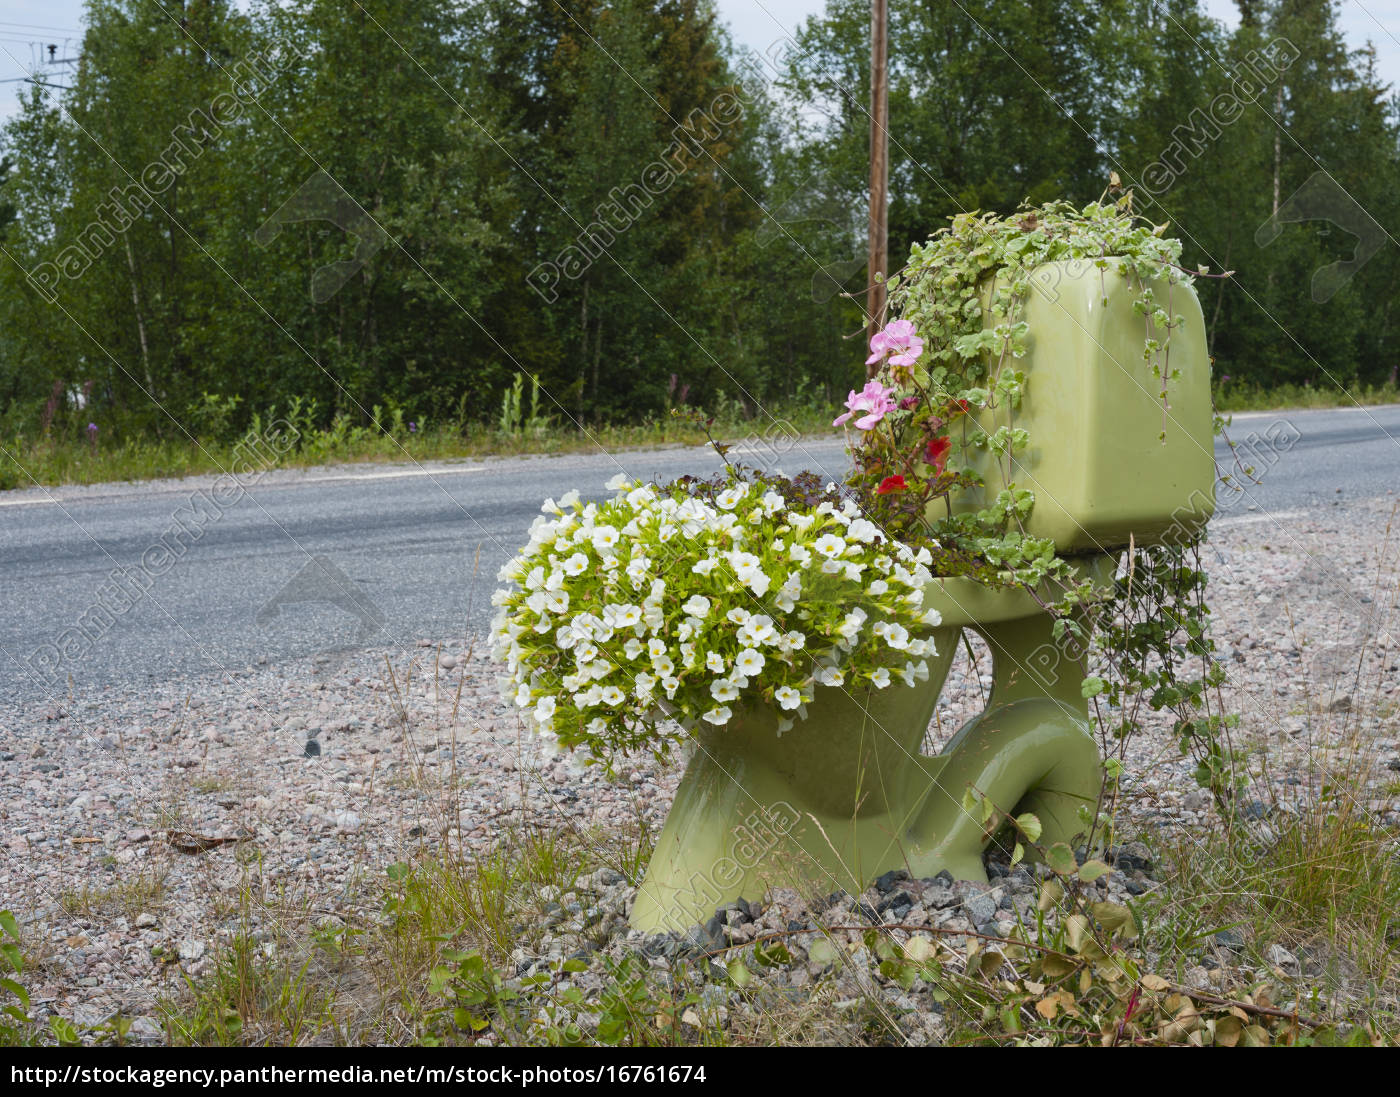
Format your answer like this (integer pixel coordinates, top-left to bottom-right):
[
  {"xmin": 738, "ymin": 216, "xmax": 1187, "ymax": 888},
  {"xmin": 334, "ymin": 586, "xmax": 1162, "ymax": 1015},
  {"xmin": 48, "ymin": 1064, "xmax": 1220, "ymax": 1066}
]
[{"xmin": 0, "ymin": 0, "xmax": 1396, "ymax": 443}]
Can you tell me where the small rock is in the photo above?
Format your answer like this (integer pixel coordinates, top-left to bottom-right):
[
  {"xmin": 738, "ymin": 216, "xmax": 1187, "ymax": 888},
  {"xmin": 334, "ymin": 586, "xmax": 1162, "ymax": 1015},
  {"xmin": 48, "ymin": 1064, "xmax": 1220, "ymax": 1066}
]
[
  {"xmin": 135, "ymin": 913, "xmax": 157, "ymax": 929},
  {"xmin": 1266, "ymin": 944, "xmax": 1299, "ymax": 973},
  {"xmin": 332, "ymin": 810, "xmax": 360, "ymax": 833},
  {"xmin": 874, "ymin": 869, "xmax": 909, "ymax": 893},
  {"xmin": 178, "ymin": 939, "xmax": 206, "ymax": 961},
  {"xmin": 303, "ymin": 740, "xmax": 321, "ymax": 758},
  {"xmin": 1213, "ymin": 928, "xmax": 1246, "ymax": 952}
]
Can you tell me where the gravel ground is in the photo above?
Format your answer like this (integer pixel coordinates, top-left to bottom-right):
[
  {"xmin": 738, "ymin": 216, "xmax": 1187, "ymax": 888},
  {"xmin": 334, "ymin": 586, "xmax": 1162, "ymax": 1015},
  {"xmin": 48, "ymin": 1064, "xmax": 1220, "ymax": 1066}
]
[{"xmin": 1, "ymin": 492, "xmax": 1396, "ymax": 1042}]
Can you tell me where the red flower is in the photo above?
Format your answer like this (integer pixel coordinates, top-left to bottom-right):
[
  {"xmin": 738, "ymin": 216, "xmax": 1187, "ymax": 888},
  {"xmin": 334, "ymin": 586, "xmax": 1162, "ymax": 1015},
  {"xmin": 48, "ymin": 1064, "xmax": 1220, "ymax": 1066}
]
[
  {"xmin": 898, "ymin": 395, "xmax": 919, "ymax": 411},
  {"xmin": 876, "ymin": 475, "xmax": 907, "ymax": 495},
  {"xmin": 924, "ymin": 435, "xmax": 952, "ymax": 470}
]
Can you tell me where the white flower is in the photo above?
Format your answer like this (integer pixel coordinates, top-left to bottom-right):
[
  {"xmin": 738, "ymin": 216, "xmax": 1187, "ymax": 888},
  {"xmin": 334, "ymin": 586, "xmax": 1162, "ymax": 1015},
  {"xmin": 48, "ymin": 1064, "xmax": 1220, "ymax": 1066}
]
[
  {"xmin": 715, "ymin": 485, "xmax": 748, "ymax": 510},
  {"xmin": 761, "ymin": 491, "xmax": 785, "ymax": 515},
  {"xmin": 562, "ymin": 553, "xmax": 589, "ymax": 576},
  {"xmin": 736, "ymin": 615, "xmax": 776, "ymax": 647},
  {"xmin": 784, "ymin": 630, "xmax": 805, "ymax": 649},
  {"xmin": 599, "ymin": 686, "xmax": 625, "ymax": 706},
  {"xmin": 496, "ymin": 557, "xmax": 525, "ymax": 582},
  {"xmin": 815, "ymin": 666, "xmax": 845, "ymax": 687},
  {"xmin": 662, "ymin": 675, "xmax": 680, "ymax": 699},
  {"xmin": 558, "ymin": 489, "xmax": 581, "ymax": 510},
  {"xmin": 789, "ymin": 513, "xmax": 815, "ymax": 530},
  {"xmin": 728, "ymin": 550, "xmax": 761, "ymax": 572},
  {"xmin": 634, "ymin": 672, "xmax": 656, "ymax": 699},
  {"xmin": 847, "ymin": 518, "xmax": 878, "ymax": 543},
  {"xmin": 647, "ymin": 638, "xmax": 667, "ymax": 659},
  {"xmin": 775, "ymin": 686, "xmax": 802, "ymax": 710},
  {"xmin": 710, "ymin": 679, "xmax": 740, "ymax": 702},
  {"xmin": 533, "ymin": 695, "xmax": 556, "ymax": 723},
  {"xmin": 706, "ymin": 652, "xmax": 727, "ymax": 673},
  {"xmin": 702, "ymin": 705, "xmax": 733, "ymax": 725},
  {"xmin": 900, "ymin": 659, "xmax": 930, "ymax": 685},
  {"xmin": 623, "ymin": 638, "xmax": 644, "ymax": 660},
  {"xmin": 692, "ymin": 558, "xmax": 719, "ymax": 576},
  {"xmin": 735, "ymin": 648, "xmax": 766, "ymax": 675},
  {"xmin": 869, "ymin": 667, "xmax": 891, "ymax": 689},
  {"xmin": 652, "ymin": 655, "xmax": 675, "ymax": 677},
  {"xmin": 836, "ymin": 609, "xmax": 868, "ymax": 641},
  {"xmin": 884, "ymin": 623, "xmax": 910, "ymax": 650},
  {"xmin": 921, "ymin": 607, "xmax": 943, "ymax": 627},
  {"xmin": 590, "ymin": 525, "xmax": 620, "ymax": 551},
  {"xmin": 514, "ymin": 683, "xmax": 532, "ymax": 708},
  {"xmin": 683, "ymin": 594, "xmax": 712, "ymax": 618},
  {"xmin": 813, "ymin": 533, "xmax": 846, "ymax": 558},
  {"xmin": 545, "ymin": 590, "xmax": 570, "ymax": 614},
  {"xmin": 606, "ymin": 473, "xmax": 631, "ymax": 490},
  {"xmin": 867, "ymin": 579, "xmax": 888, "ymax": 596},
  {"xmin": 843, "ymin": 562, "xmax": 865, "ymax": 582},
  {"xmin": 726, "ymin": 608, "xmax": 751, "ymax": 625},
  {"xmin": 789, "ymin": 544, "xmax": 812, "ymax": 567}
]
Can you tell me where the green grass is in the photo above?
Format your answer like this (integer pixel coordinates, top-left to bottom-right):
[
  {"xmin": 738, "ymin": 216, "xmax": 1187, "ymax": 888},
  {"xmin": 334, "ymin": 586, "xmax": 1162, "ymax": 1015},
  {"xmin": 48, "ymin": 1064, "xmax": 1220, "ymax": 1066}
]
[
  {"xmin": 1214, "ymin": 381, "xmax": 1400, "ymax": 413},
  {"xmin": 0, "ymin": 400, "xmax": 837, "ymax": 492}
]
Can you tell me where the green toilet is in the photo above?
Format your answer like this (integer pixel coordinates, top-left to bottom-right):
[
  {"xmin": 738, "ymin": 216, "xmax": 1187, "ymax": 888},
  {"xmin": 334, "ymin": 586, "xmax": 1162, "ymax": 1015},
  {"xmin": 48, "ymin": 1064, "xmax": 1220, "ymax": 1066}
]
[{"xmin": 631, "ymin": 261, "xmax": 1216, "ymax": 934}]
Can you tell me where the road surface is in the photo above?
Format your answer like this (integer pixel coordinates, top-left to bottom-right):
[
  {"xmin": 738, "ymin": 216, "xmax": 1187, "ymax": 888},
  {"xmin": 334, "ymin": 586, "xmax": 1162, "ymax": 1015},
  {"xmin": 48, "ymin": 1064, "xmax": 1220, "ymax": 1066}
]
[{"xmin": 1, "ymin": 404, "xmax": 1396, "ymax": 707}]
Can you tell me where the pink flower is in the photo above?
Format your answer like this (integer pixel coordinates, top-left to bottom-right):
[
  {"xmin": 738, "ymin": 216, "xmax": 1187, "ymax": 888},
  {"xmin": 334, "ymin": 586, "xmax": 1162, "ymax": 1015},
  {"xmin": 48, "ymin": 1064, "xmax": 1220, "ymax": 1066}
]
[
  {"xmin": 865, "ymin": 318, "xmax": 924, "ymax": 368},
  {"xmin": 833, "ymin": 380, "xmax": 897, "ymax": 430}
]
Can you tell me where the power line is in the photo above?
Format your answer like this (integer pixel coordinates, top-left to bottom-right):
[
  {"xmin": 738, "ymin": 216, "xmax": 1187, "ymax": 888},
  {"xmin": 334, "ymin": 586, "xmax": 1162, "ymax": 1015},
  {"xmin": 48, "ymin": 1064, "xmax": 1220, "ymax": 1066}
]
[{"xmin": 0, "ymin": 22, "xmax": 82, "ymax": 35}]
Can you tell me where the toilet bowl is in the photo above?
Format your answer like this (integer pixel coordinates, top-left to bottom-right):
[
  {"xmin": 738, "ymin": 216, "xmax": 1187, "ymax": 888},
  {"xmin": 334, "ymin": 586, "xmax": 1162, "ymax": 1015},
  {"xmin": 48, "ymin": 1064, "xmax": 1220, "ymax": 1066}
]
[{"xmin": 630, "ymin": 557, "xmax": 1114, "ymax": 934}]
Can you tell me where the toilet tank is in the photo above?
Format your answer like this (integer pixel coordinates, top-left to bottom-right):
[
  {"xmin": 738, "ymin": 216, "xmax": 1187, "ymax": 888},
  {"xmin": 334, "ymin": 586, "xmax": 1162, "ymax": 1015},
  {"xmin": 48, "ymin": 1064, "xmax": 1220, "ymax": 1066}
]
[{"xmin": 946, "ymin": 259, "xmax": 1217, "ymax": 553}]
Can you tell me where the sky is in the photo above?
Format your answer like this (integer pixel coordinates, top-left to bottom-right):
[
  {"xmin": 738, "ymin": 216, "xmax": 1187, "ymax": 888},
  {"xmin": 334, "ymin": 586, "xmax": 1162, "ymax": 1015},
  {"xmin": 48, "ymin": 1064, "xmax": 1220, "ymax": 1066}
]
[{"xmin": 2, "ymin": 0, "xmax": 1399, "ymax": 123}]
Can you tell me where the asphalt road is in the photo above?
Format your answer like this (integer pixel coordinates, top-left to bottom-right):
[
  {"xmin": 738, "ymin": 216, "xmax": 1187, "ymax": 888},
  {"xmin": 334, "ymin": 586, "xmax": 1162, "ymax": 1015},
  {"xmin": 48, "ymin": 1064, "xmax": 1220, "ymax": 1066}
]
[{"xmin": 2, "ymin": 404, "xmax": 1396, "ymax": 708}]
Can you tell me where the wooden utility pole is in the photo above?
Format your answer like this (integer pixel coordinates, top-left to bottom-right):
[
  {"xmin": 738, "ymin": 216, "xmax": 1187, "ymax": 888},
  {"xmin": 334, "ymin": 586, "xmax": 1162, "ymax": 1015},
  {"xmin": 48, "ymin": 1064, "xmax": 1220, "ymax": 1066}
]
[{"xmin": 866, "ymin": 0, "xmax": 889, "ymax": 376}]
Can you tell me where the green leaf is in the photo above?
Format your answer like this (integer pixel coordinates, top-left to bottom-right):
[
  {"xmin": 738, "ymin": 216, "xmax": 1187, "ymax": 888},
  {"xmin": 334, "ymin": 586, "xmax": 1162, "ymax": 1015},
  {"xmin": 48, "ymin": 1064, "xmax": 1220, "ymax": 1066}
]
[
  {"xmin": 1089, "ymin": 901, "xmax": 1138, "ymax": 940},
  {"xmin": 1045, "ymin": 842, "xmax": 1078, "ymax": 876},
  {"xmin": 1081, "ymin": 676, "xmax": 1106, "ymax": 698},
  {"xmin": 1078, "ymin": 859, "xmax": 1112, "ymax": 883},
  {"xmin": 1015, "ymin": 812, "xmax": 1042, "ymax": 842}
]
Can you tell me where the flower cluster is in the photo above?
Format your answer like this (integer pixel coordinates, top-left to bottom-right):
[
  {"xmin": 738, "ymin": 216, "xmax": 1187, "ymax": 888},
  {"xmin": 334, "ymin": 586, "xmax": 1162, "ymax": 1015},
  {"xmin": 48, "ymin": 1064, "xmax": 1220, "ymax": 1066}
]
[{"xmin": 491, "ymin": 475, "xmax": 942, "ymax": 764}]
